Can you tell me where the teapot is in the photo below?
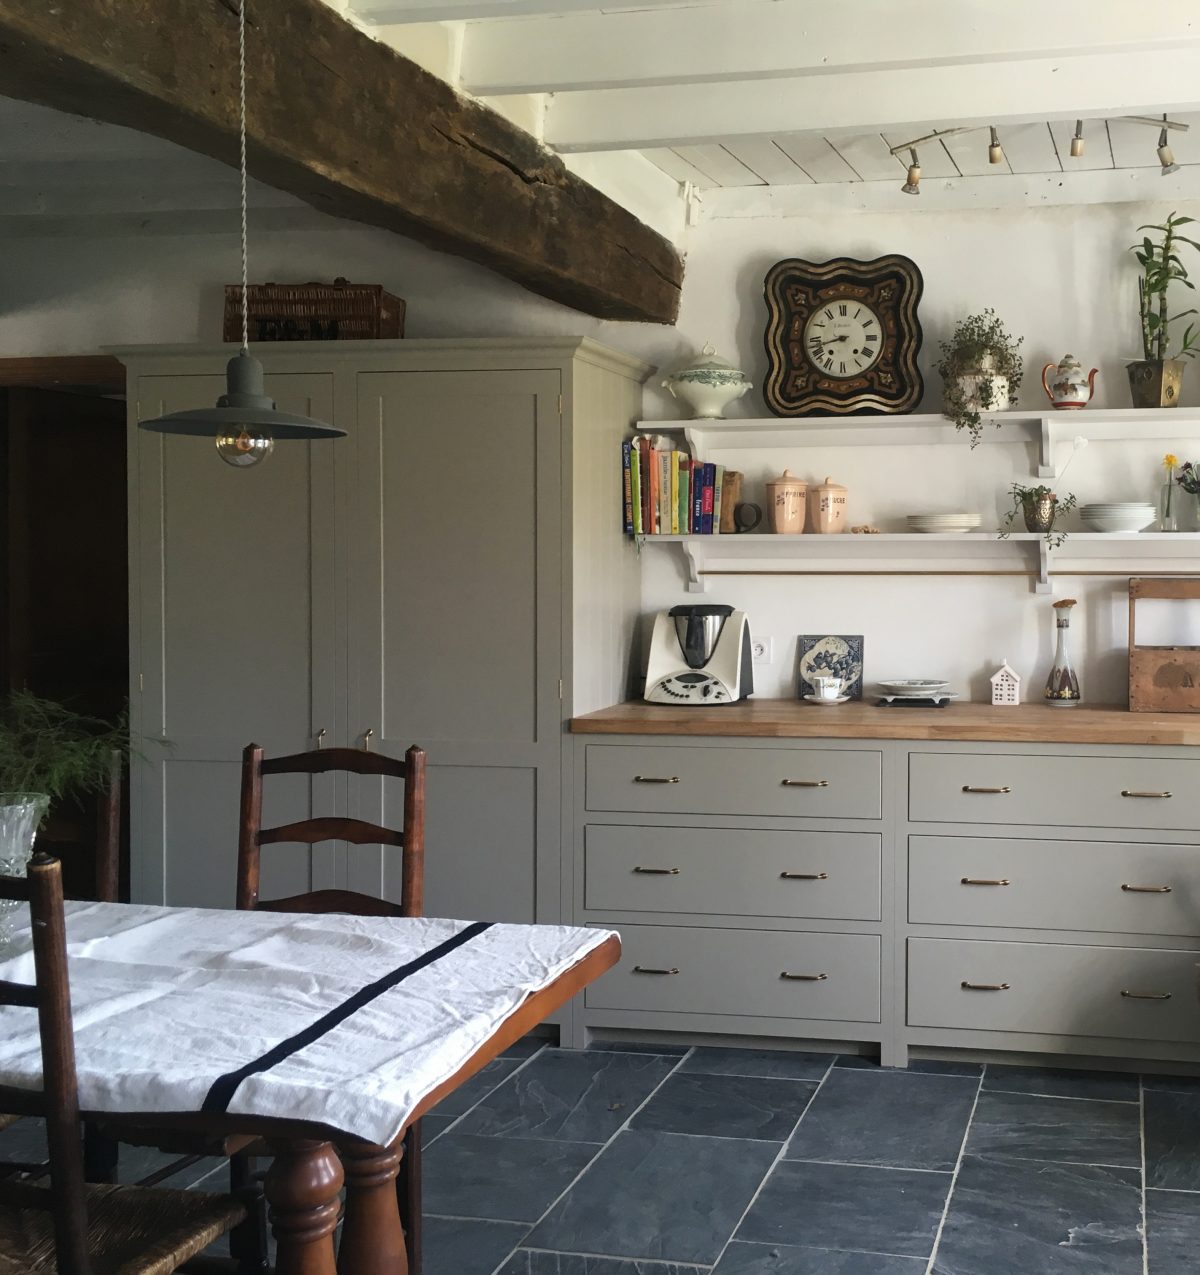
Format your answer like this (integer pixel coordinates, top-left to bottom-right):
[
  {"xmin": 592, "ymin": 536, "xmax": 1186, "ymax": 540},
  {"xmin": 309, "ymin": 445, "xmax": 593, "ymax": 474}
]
[
  {"xmin": 1041, "ymin": 355, "xmax": 1098, "ymax": 410},
  {"xmin": 662, "ymin": 342, "xmax": 753, "ymax": 419}
]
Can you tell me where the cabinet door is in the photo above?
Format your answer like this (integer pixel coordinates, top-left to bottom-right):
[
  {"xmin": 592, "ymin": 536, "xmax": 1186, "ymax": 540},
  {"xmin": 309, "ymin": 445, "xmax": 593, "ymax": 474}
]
[
  {"xmin": 130, "ymin": 372, "xmax": 340, "ymax": 907},
  {"xmin": 351, "ymin": 370, "xmax": 562, "ymax": 923}
]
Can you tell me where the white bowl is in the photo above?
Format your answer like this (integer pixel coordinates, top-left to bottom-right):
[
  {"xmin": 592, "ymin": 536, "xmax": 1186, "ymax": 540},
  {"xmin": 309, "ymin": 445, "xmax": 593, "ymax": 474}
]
[{"xmin": 1081, "ymin": 510, "xmax": 1157, "ymax": 532}]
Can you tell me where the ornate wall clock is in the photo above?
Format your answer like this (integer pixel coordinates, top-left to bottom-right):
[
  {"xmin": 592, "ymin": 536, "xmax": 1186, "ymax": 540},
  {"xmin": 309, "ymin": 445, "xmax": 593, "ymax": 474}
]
[{"xmin": 763, "ymin": 255, "xmax": 924, "ymax": 416}]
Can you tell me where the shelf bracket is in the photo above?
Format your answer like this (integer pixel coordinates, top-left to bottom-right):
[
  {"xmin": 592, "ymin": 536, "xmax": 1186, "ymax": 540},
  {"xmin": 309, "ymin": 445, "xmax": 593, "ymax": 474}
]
[
  {"xmin": 680, "ymin": 540, "xmax": 708, "ymax": 593},
  {"xmin": 1037, "ymin": 418, "xmax": 1055, "ymax": 479},
  {"xmin": 1034, "ymin": 540, "xmax": 1053, "ymax": 594}
]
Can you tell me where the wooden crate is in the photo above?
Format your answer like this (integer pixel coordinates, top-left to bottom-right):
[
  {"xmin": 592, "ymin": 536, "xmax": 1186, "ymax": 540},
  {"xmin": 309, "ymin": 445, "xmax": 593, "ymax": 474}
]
[
  {"xmin": 1129, "ymin": 578, "xmax": 1200, "ymax": 713},
  {"xmin": 223, "ymin": 277, "xmax": 405, "ymax": 342}
]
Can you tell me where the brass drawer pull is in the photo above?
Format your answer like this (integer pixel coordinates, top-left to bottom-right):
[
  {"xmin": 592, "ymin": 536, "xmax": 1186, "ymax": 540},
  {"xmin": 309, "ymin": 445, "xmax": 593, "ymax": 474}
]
[
  {"xmin": 633, "ymin": 866, "xmax": 681, "ymax": 876},
  {"xmin": 781, "ymin": 871, "xmax": 828, "ymax": 881},
  {"xmin": 961, "ymin": 877, "xmax": 1011, "ymax": 887},
  {"xmin": 634, "ymin": 775, "xmax": 680, "ymax": 784},
  {"xmin": 633, "ymin": 965, "xmax": 679, "ymax": 976},
  {"xmin": 1121, "ymin": 989, "xmax": 1172, "ymax": 1000},
  {"xmin": 782, "ymin": 779, "xmax": 829, "ymax": 788},
  {"xmin": 1121, "ymin": 883, "xmax": 1173, "ymax": 894},
  {"xmin": 962, "ymin": 785, "xmax": 1011, "ymax": 795},
  {"xmin": 1121, "ymin": 790, "xmax": 1172, "ymax": 799},
  {"xmin": 780, "ymin": 971, "xmax": 828, "ymax": 981},
  {"xmin": 962, "ymin": 981, "xmax": 1010, "ymax": 991}
]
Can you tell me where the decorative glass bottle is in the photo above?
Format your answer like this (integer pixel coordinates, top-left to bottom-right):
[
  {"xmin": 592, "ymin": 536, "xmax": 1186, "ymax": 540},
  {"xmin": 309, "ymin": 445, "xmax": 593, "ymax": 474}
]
[
  {"xmin": 0, "ymin": 793, "xmax": 47, "ymax": 944},
  {"xmin": 1160, "ymin": 454, "xmax": 1180, "ymax": 532},
  {"xmin": 1044, "ymin": 598, "xmax": 1081, "ymax": 707}
]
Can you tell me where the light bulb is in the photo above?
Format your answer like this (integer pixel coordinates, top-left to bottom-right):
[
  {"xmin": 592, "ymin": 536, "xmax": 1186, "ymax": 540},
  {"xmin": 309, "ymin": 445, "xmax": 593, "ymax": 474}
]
[
  {"xmin": 1159, "ymin": 130, "xmax": 1179, "ymax": 175},
  {"xmin": 901, "ymin": 150, "xmax": 921, "ymax": 195},
  {"xmin": 1070, "ymin": 120, "xmax": 1084, "ymax": 157},
  {"xmin": 216, "ymin": 426, "xmax": 275, "ymax": 467},
  {"xmin": 988, "ymin": 126, "xmax": 1004, "ymax": 165}
]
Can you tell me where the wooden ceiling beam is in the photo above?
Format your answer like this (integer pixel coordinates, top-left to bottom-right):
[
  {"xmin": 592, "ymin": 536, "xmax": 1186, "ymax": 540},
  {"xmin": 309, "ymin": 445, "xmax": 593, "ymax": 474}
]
[{"xmin": 0, "ymin": 0, "xmax": 682, "ymax": 324}]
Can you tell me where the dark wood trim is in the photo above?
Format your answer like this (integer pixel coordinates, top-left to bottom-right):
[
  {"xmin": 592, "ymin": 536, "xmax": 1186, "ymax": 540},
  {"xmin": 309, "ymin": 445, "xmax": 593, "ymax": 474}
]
[{"xmin": 0, "ymin": 356, "xmax": 125, "ymax": 395}]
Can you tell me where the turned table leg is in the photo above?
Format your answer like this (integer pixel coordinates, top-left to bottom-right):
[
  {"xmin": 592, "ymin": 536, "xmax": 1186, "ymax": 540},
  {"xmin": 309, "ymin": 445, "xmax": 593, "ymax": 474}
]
[
  {"xmin": 266, "ymin": 1140, "xmax": 344, "ymax": 1275},
  {"xmin": 338, "ymin": 1138, "xmax": 409, "ymax": 1275}
]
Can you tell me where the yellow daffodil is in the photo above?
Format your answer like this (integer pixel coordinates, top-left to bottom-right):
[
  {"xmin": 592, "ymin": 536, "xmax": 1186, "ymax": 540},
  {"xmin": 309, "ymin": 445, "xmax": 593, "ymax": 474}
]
[{"xmin": 1164, "ymin": 453, "xmax": 1180, "ymax": 470}]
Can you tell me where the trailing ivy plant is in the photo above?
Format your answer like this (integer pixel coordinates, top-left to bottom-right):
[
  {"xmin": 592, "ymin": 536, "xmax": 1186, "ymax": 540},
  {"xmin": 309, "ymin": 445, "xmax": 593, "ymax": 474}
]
[
  {"xmin": 935, "ymin": 309, "xmax": 1024, "ymax": 445},
  {"xmin": 0, "ymin": 691, "xmax": 129, "ymax": 808},
  {"xmin": 999, "ymin": 483, "xmax": 1078, "ymax": 550},
  {"xmin": 1131, "ymin": 212, "xmax": 1200, "ymax": 362}
]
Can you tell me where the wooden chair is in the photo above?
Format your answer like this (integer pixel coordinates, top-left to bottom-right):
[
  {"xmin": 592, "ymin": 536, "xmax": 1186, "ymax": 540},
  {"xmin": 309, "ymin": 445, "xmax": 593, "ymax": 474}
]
[
  {"xmin": 0, "ymin": 853, "xmax": 246, "ymax": 1273},
  {"xmin": 237, "ymin": 741, "xmax": 427, "ymax": 1272}
]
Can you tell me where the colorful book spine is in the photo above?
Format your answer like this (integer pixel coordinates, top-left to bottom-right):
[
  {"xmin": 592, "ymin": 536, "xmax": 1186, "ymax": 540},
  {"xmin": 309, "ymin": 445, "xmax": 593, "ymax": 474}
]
[
  {"xmin": 636, "ymin": 438, "xmax": 652, "ymax": 535},
  {"xmin": 691, "ymin": 463, "xmax": 704, "ymax": 533},
  {"xmin": 658, "ymin": 449, "xmax": 672, "ymax": 535},
  {"xmin": 669, "ymin": 451, "xmax": 681, "ymax": 534},
  {"xmin": 647, "ymin": 445, "xmax": 660, "ymax": 533},
  {"xmin": 621, "ymin": 440, "xmax": 633, "ymax": 534},
  {"xmin": 712, "ymin": 464, "xmax": 725, "ymax": 535},
  {"xmin": 678, "ymin": 459, "xmax": 692, "ymax": 535},
  {"xmin": 700, "ymin": 462, "xmax": 716, "ymax": 534}
]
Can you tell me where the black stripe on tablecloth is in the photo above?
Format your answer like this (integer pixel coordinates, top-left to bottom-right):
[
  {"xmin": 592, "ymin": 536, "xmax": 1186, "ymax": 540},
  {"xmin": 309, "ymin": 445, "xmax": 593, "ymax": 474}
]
[{"xmin": 201, "ymin": 919, "xmax": 494, "ymax": 1113}]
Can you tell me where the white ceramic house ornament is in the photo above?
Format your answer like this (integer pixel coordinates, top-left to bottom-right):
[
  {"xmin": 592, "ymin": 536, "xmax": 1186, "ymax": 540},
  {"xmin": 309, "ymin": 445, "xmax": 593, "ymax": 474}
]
[{"xmin": 990, "ymin": 659, "xmax": 1021, "ymax": 706}]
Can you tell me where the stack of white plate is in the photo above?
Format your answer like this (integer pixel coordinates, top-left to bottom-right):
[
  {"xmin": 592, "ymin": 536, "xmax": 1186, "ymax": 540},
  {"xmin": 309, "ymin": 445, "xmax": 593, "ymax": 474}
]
[
  {"xmin": 1079, "ymin": 503, "xmax": 1157, "ymax": 533},
  {"xmin": 905, "ymin": 513, "xmax": 981, "ymax": 534}
]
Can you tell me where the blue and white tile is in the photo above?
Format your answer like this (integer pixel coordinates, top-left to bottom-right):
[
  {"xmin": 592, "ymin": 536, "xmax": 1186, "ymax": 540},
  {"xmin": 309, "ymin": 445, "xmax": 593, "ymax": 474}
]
[
  {"xmin": 632, "ymin": 1072, "xmax": 816, "ymax": 1142},
  {"xmin": 965, "ymin": 1090, "xmax": 1141, "ymax": 1168},
  {"xmin": 456, "ymin": 1049, "xmax": 676, "ymax": 1143},
  {"xmin": 498, "ymin": 1252, "xmax": 707, "ymax": 1274},
  {"xmin": 681, "ymin": 1046, "xmax": 833, "ymax": 1082},
  {"xmin": 527, "ymin": 1130, "xmax": 778, "ymax": 1265},
  {"xmin": 714, "ymin": 1241, "xmax": 926, "ymax": 1273},
  {"xmin": 432, "ymin": 1056, "xmax": 524, "ymax": 1118},
  {"xmin": 931, "ymin": 1155, "xmax": 1143, "ymax": 1274},
  {"xmin": 1146, "ymin": 1188, "xmax": 1200, "ymax": 1273},
  {"xmin": 982, "ymin": 1064, "xmax": 1139, "ymax": 1103},
  {"xmin": 423, "ymin": 1133, "xmax": 599, "ymax": 1223},
  {"xmin": 735, "ymin": 1160, "xmax": 951, "ymax": 1259},
  {"xmin": 1145, "ymin": 1089, "xmax": 1200, "ymax": 1190},
  {"xmin": 422, "ymin": 1216, "xmax": 529, "ymax": 1275},
  {"xmin": 785, "ymin": 1068, "xmax": 977, "ymax": 1171}
]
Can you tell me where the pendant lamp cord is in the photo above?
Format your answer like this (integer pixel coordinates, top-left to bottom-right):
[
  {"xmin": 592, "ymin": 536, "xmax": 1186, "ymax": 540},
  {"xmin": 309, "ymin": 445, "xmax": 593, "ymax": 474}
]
[{"xmin": 238, "ymin": 0, "xmax": 250, "ymax": 353}]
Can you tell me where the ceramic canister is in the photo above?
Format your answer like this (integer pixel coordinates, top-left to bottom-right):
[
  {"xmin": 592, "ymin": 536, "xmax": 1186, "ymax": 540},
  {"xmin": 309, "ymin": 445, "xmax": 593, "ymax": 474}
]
[
  {"xmin": 765, "ymin": 469, "xmax": 807, "ymax": 534},
  {"xmin": 809, "ymin": 476, "xmax": 848, "ymax": 534}
]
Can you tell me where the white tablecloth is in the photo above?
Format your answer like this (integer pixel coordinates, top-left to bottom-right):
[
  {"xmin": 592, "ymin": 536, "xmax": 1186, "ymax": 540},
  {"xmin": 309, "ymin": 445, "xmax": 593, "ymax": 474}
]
[{"xmin": 0, "ymin": 902, "xmax": 614, "ymax": 1148}]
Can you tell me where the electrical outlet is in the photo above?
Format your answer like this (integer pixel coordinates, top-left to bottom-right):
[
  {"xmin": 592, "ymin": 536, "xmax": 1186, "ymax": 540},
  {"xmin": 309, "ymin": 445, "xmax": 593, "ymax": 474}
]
[{"xmin": 751, "ymin": 636, "xmax": 774, "ymax": 664}]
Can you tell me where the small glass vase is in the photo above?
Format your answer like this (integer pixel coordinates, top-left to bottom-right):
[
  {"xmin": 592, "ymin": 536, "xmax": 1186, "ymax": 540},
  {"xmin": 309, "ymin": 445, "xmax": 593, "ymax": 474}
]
[
  {"xmin": 1044, "ymin": 601, "xmax": 1081, "ymax": 707},
  {"xmin": 1160, "ymin": 479, "xmax": 1179, "ymax": 532},
  {"xmin": 0, "ymin": 794, "xmax": 49, "ymax": 944}
]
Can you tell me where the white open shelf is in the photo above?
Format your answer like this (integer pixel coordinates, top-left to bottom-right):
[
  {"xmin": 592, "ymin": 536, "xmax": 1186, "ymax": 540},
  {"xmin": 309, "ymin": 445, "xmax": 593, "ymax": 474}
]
[
  {"xmin": 637, "ymin": 408, "xmax": 1200, "ymax": 478},
  {"xmin": 638, "ymin": 532, "xmax": 1200, "ymax": 595}
]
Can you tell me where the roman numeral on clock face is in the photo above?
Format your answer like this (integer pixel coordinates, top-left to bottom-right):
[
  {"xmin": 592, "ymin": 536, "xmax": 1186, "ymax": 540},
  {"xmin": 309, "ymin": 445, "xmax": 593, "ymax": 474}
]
[
  {"xmin": 838, "ymin": 304, "xmax": 848, "ymax": 316},
  {"xmin": 865, "ymin": 333, "xmax": 878, "ymax": 342}
]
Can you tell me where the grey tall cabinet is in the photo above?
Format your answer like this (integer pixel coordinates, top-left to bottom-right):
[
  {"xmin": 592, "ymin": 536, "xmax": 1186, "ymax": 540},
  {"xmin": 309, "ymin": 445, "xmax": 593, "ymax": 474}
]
[{"xmin": 122, "ymin": 339, "xmax": 649, "ymax": 924}]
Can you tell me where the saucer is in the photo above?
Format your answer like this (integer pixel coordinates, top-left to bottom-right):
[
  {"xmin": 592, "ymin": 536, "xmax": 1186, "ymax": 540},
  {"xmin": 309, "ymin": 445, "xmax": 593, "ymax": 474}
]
[{"xmin": 804, "ymin": 693, "xmax": 851, "ymax": 706}]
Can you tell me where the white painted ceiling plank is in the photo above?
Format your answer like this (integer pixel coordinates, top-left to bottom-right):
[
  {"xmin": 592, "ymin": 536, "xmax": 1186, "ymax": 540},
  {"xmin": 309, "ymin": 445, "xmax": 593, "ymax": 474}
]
[
  {"xmin": 938, "ymin": 128, "xmax": 1007, "ymax": 177},
  {"xmin": 640, "ymin": 148, "xmax": 714, "ymax": 186},
  {"xmin": 721, "ymin": 140, "xmax": 814, "ymax": 186},
  {"xmin": 772, "ymin": 135, "xmax": 860, "ymax": 183},
  {"xmin": 823, "ymin": 133, "xmax": 903, "ymax": 182},
  {"xmin": 881, "ymin": 132, "xmax": 961, "ymax": 179},
  {"xmin": 1106, "ymin": 114, "xmax": 1200, "ymax": 169},
  {"xmin": 993, "ymin": 123, "xmax": 1061, "ymax": 174},
  {"xmin": 1047, "ymin": 118, "xmax": 1115, "ymax": 170},
  {"xmin": 673, "ymin": 144, "xmax": 766, "ymax": 188}
]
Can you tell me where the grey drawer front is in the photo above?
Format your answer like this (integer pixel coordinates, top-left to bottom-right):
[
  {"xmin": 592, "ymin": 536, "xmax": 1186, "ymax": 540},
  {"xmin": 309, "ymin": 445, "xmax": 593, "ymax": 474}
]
[
  {"xmin": 910, "ymin": 752, "xmax": 1200, "ymax": 830},
  {"xmin": 909, "ymin": 835, "xmax": 1200, "ymax": 935},
  {"xmin": 586, "ymin": 745, "xmax": 882, "ymax": 819},
  {"xmin": 586, "ymin": 825, "xmax": 881, "ymax": 921},
  {"xmin": 586, "ymin": 924, "xmax": 881, "ymax": 1022},
  {"xmin": 908, "ymin": 938, "xmax": 1200, "ymax": 1043}
]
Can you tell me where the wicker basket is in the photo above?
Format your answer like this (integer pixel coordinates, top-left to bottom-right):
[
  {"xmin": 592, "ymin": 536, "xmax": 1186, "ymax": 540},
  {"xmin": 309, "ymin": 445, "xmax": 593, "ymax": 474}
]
[{"xmin": 223, "ymin": 277, "xmax": 405, "ymax": 342}]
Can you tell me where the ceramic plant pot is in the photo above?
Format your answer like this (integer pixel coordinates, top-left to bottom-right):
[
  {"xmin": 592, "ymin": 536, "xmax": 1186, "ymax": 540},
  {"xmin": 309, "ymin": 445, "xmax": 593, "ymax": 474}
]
[
  {"xmin": 1022, "ymin": 493, "xmax": 1057, "ymax": 533},
  {"xmin": 956, "ymin": 372, "xmax": 1009, "ymax": 415},
  {"xmin": 662, "ymin": 343, "xmax": 753, "ymax": 419},
  {"xmin": 1127, "ymin": 359, "xmax": 1185, "ymax": 408}
]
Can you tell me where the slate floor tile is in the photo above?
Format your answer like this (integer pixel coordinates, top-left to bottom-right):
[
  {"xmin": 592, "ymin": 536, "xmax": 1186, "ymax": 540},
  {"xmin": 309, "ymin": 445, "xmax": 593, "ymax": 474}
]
[
  {"xmin": 835, "ymin": 1056, "xmax": 982, "ymax": 1078},
  {"xmin": 931, "ymin": 1155, "xmax": 1143, "ymax": 1274},
  {"xmin": 632, "ymin": 1072, "xmax": 816, "ymax": 1142},
  {"xmin": 714, "ymin": 1242, "xmax": 926, "ymax": 1273},
  {"xmin": 422, "ymin": 1216, "xmax": 529, "ymax": 1275},
  {"xmin": 588, "ymin": 1040, "xmax": 690, "ymax": 1056},
  {"xmin": 965, "ymin": 1090, "xmax": 1141, "ymax": 1168},
  {"xmin": 503, "ymin": 1035, "xmax": 551, "ymax": 1059},
  {"xmin": 1143, "ymin": 1072, "xmax": 1200, "ymax": 1094},
  {"xmin": 983, "ymin": 1064, "xmax": 1139, "ymax": 1103},
  {"xmin": 423, "ymin": 1133, "xmax": 599, "ymax": 1223},
  {"xmin": 498, "ymin": 1252, "xmax": 704, "ymax": 1274},
  {"xmin": 1145, "ymin": 1090, "xmax": 1200, "ymax": 1190},
  {"xmin": 735, "ymin": 1160, "xmax": 950, "ymax": 1258},
  {"xmin": 1146, "ymin": 1188, "xmax": 1200, "ymax": 1273},
  {"xmin": 432, "ymin": 1057, "xmax": 524, "ymax": 1117},
  {"xmin": 456, "ymin": 1049, "xmax": 676, "ymax": 1143},
  {"xmin": 681, "ymin": 1046, "xmax": 833, "ymax": 1082},
  {"xmin": 527, "ymin": 1129, "xmax": 777, "ymax": 1265},
  {"xmin": 785, "ymin": 1068, "xmax": 977, "ymax": 1171},
  {"xmin": 422, "ymin": 1113, "xmax": 457, "ymax": 1146},
  {"xmin": 0, "ymin": 1114, "xmax": 46, "ymax": 1161}
]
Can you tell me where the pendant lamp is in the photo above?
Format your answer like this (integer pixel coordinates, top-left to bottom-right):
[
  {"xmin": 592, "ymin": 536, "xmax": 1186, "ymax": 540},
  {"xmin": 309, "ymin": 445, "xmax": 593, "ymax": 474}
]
[{"xmin": 139, "ymin": 0, "xmax": 345, "ymax": 466}]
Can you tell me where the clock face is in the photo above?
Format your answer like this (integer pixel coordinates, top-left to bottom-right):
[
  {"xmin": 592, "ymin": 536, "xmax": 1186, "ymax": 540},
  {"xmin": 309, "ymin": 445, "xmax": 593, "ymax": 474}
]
[
  {"xmin": 803, "ymin": 303, "xmax": 883, "ymax": 379},
  {"xmin": 763, "ymin": 255, "xmax": 924, "ymax": 416}
]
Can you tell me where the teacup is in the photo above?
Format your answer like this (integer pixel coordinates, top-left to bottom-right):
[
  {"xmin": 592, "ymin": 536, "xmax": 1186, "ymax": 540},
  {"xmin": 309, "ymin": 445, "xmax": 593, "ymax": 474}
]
[{"xmin": 812, "ymin": 675, "xmax": 844, "ymax": 701}]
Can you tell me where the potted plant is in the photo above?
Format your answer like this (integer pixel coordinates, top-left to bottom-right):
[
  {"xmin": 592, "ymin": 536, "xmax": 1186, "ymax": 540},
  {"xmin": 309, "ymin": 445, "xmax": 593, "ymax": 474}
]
[
  {"xmin": 936, "ymin": 309, "xmax": 1024, "ymax": 445},
  {"xmin": 1128, "ymin": 211, "xmax": 1200, "ymax": 407},
  {"xmin": 1001, "ymin": 483, "xmax": 1078, "ymax": 549}
]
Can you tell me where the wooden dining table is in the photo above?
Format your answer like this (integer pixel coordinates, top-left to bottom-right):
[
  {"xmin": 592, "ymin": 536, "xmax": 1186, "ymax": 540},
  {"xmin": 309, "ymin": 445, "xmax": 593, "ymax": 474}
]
[{"xmin": 0, "ymin": 901, "xmax": 620, "ymax": 1275}]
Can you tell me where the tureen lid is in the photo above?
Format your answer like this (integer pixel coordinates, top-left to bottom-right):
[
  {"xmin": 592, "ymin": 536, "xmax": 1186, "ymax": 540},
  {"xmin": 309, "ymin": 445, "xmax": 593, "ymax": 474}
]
[{"xmin": 670, "ymin": 341, "xmax": 745, "ymax": 376}]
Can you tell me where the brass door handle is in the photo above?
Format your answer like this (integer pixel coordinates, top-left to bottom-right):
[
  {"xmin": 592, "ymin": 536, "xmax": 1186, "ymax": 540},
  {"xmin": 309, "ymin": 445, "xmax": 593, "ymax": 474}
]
[
  {"xmin": 961, "ymin": 877, "xmax": 1011, "ymax": 887},
  {"xmin": 1121, "ymin": 989, "xmax": 1172, "ymax": 1000},
  {"xmin": 1121, "ymin": 883, "xmax": 1173, "ymax": 893},
  {"xmin": 633, "ymin": 965, "xmax": 679, "ymax": 975},
  {"xmin": 362, "ymin": 728, "xmax": 374, "ymax": 751},
  {"xmin": 781, "ymin": 871, "xmax": 828, "ymax": 880},
  {"xmin": 315, "ymin": 728, "xmax": 326, "ymax": 750},
  {"xmin": 1121, "ymin": 790, "xmax": 1172, "ymax": 799},
  {"xmin": 780, "ymin": 971, "xmax": 828, "ymax": 981},
  {"xmin": 782, "ymin": 779, "xmax": 829, "ymax": 788},
  {"xmin": 962, "ymin": 981, "xmax": 1010, "ymax": 991},
  {"xmin": 962, "ymin": 785, "xmax": 1011, "ymax": 795},
  {"xmin": 634, "ymin": 775, "xmax": 680, "ymax": 784},
  {"xmin": 633, "ymin": 866, "xmax": 681, "ymax": 875}
]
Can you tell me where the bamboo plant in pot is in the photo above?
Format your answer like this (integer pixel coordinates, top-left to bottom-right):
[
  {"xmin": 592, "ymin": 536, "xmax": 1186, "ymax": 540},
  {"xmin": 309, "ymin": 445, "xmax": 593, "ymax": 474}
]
[
  {"xmin": 1128, "ymin": 211, "xmax": 1200, "ymax": 407},
  {"xmin": 936, "ymin": 309, "xmax": 1024, "ymax": 445}
]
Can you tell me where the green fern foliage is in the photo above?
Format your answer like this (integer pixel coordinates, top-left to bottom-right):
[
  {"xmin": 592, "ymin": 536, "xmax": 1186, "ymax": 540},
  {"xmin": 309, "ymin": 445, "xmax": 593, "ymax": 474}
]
[{"xmin": 0, "ymin": 691, "xmax": 128, "ymax": 803}]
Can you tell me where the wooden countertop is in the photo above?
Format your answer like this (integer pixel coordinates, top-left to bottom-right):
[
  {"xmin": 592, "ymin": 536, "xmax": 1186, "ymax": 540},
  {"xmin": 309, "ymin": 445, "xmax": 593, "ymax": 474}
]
[{"xmin": 570, "ymin": 700, "xmax": 1200, "ymax": 746}]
